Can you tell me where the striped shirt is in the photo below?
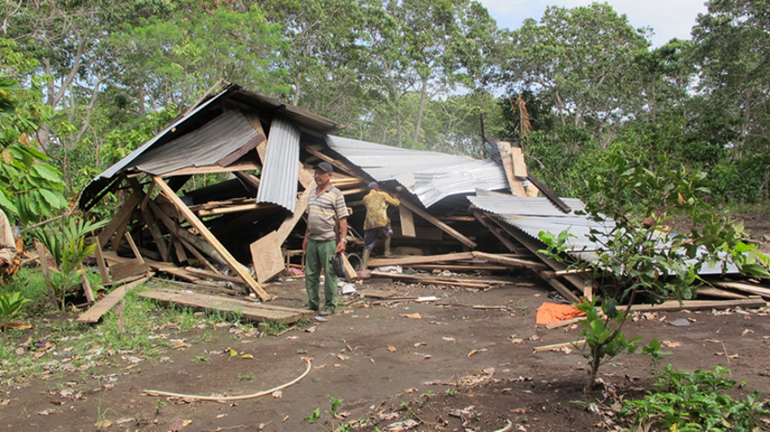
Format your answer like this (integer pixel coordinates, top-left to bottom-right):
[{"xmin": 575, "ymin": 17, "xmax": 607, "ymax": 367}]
[{"xmin": 307, "ymin": 184, "xmax": 348, "ymax": 241}]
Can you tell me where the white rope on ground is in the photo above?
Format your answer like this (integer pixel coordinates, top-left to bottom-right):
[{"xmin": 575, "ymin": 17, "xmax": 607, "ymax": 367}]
[
  {"xmin": 490, "ymin": 420, "xmax": 513, "ymax": 432},
  {"xmin": 143, "ymin": 359, "xmax": 312, "ymax": 402}
]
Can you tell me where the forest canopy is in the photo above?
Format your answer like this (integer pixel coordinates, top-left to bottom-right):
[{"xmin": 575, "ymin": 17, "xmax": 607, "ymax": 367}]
[{"xmin": 1, "ymin": 0, "xmax": 769, "ymax": 222}]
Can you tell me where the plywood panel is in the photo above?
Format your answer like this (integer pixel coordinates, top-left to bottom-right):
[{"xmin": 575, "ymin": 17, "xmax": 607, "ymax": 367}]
[
  {"xmin": 251, "ymin": 230, "xmax": 286, "ymax": 284},
  {"xmin": 399, "ymin": 206, "xmax": 416, "ymax": 237}
]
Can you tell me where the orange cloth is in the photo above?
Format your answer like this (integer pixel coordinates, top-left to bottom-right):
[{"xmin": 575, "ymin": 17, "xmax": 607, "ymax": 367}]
[{"xmin": 536, "ymin": 302, "xmax": 585, "ymax": 325}]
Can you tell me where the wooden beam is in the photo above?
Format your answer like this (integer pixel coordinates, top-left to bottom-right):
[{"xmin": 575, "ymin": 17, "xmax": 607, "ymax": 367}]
[
  {"xmin": 172, "ymin": 238, "xmax": 188, "ymax": 263},
  {"xmin": 630, "ymin": 298, "xmax": 767, "ymax": 312},
  {"xmin": 76, "ymin": 276, "xmax": 151, "ymax": 324},
  {"xmin": 93, "ymin": 237, "xmax": 110, "ymax": 284},
  {"xmin": 472, "ymin": 211, "xmax": 521, "ymax": 253},
  {"xmin": 496, "ymin": 141, "xmax": 526, "ymax": 196},
  {"xmin": 399, "ymin": 200, "xmax": 477, "ymax": 249},
  {"xmin": 305, "ymin": 146, "xmax": 360, "ymax": 177},
  {"xmin": 124, "ymin": 232, "xmax": 145, "ymax": 264},
  {"xmin": 179, "ymin": 238, "xmax": 221, "ymax": 275},
  {"xmin": 471, "ymin": 251, "xmax": 548, "ymax": 272},
  {"xmin": 148, "ymin": 199, "xmax": 227, "ymax": 267},
  {"xmin": 399, "ymin": 206, "xmax": 416, "ymax": 237},
  {"xmin": 141, "ymin": 206, "xmax": 170, "ymax": 262},
  {"xmin": 109, "ymin": 208, "xmax": 134, "ymax": 253},
  {"xmin": 341, "ymin": 253, "xmax": 357, "ymax": 282},
  {"xmin": 161, "ymin": 161, "xmax": 261, "ymax": 177},
  {"xmin": 79, "ymin": 265, "xmax": 95, "ymax": 303},
  {"xmin": 153, "ymin": 176, "xmax": 271, "ymax": 301},
  {"xmin": 510, "ymin": 146, "xmax": 528, "ymax": 178},
  {"xmin": 109, "ymin": 260, "xmax": 151, "ymax": 281},
  {"xmin": 368, "ymin": 252, "xmax": 474, "ymax": 267},
  {"xmin": 98, "ymin": 190, "xmax": 141, "ymax": 246},
  {"xmin": 276, "ymin": 188, "xmax": 311, "ymax": 244},
  {"xmin": 711, "ymin": 281, "xmax": 770, "ymax": 298}
]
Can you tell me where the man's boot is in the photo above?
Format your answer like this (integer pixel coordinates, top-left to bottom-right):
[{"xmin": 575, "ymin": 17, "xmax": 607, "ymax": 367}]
[
  {"xmin": 383, "ymin": 236, "xmax": 392, "ymax": 257},
  {"xmin": 361, "ymin": 249, "xmax": 371, "ymax": 270}
]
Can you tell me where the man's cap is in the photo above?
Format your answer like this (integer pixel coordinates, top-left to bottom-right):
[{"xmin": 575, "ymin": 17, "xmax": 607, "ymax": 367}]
[
  {"xmin": 368, "ymin": 182, "xmax": 379, "ymax": 190},
  {"xmin": 315, "ymin": 161, "xmax": 333, "ymax": 173}
]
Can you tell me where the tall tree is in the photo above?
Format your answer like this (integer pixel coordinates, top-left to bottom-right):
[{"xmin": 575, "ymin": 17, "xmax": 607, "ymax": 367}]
[{"xmin": 692, "ymin": 0, "xmax": 770, "ymax": 156}]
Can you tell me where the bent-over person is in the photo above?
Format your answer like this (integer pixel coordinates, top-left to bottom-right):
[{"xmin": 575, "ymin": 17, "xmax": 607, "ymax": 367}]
[{"xmin": 361, "ymin": 182, "xmax": 400, "ymax": 269}]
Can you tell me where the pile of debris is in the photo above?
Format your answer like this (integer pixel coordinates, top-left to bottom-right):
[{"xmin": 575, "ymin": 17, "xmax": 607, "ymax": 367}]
[{"xmin": 71, "ymin": 82, "xmax": 768, "ymax": 323}]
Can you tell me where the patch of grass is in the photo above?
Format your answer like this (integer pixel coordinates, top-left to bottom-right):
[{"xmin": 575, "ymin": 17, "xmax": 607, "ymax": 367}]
[
  {"xmin": 296, "ymin": 349, "xmax": 307, "ymax": 354},
  {"xmin": 191, "ymin": 355, "xmax": 209, "ymax": 363},
  {"xmin": 238, "ymin": 373, "xmax": 253, "ymax": 381},
  {"xmin": 259, "ymin": 319, "xmax": 289, "ymax": 335}
]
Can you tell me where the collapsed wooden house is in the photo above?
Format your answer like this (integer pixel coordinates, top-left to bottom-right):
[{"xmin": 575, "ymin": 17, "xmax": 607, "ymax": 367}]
[{"xmin": 77, "ymin": 82, "xmax": 770, "ymax": 317}]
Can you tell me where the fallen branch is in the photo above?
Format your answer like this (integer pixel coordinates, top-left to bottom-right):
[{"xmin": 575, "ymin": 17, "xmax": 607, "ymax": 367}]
[
  {"xmin": 143, "ymin": 359, "xmax": 311, "ymax": 401},
  {"xmin": 492, "ymin": 420, "xmax": 513, "ymax": 432}
]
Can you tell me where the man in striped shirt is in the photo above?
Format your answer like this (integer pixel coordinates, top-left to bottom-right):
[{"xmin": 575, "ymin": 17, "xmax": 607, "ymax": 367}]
[{"xmin": 302, "ymin": 161, "xmax": 349, "ymax": 316}]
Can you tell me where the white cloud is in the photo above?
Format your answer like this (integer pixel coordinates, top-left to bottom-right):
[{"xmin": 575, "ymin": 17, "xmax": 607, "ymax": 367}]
[{"xmin": 478, "ymin": 0, "xmax": 709, "ymax": 47}]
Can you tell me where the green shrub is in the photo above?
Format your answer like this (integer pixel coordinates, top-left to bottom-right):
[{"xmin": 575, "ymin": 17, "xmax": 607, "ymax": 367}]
[{"xmin": 620, "ymin": 365, "xmax": 770, "ymax": 431}]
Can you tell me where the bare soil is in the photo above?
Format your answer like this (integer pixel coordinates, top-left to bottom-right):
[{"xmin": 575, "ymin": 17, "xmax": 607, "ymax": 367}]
[{"xmin": 1, "ymin": 271, "xmax": 769, "ymax": 432}]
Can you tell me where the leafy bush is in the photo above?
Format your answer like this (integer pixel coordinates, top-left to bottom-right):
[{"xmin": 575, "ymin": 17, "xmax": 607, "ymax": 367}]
[
  {"xmin": 33, "ymin": 216, "xmax": 107, "ymax": 310},
  {"xmin": 620, "ymin": 365, "xmax": 770, "ymax": 431}
]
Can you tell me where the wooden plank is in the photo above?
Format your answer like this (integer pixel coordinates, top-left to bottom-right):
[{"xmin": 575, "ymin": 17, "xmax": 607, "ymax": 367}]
[
  {"xmin": 471, "ymin": 251, "xmax": 548, "ymax": 272},
  {"xmin": 154, "ymin": 176, "xmax": 271, "ymax": 301},
  {"xmin": 487, "ymin": 217, "xmax": 588, "ymax": 298},
  {"xmin": 76, "ymin": 277, "xmax": 151, "ymax": 324},
  {"xmin": 141, "ymin": 205, "xmax": 170, "ymax": 262},
  {"xmin": 109, "ymin": 210, "xmax": 133, "ymax": 253},
  {"xmin": 305, "ymin": 146, "xmax": 359, "ymax": 177},
  {"xmin": 179, "ymin": 238, "xmax": 221, "ymax": 275},
  {"xmin": 399, "ymin": 206, "xmax": 416, "ymax": 237},
  {"xmin": 110, "ymin": 260, "xmax": 151, "ymax": 281},
  {"xmin": 712, "ymin": 281, "xmax": 770, "ymax": 298},
  {"xmin": 79, "ymin": 264, "xmax": 95, "ymax": 303},
  {"xmin": 137, "ymin": 288, "xmax": 309, "ymax": 324},
  {"xmin": 341, "ymin": 253, "xmax": 357, "ymax": 281},
  {"xmin": 510, "ymin": 146, "xmax": 528, "ymax": 178},
  {"xmin": 173, "ymin": 238, "xmax": 188, "ymax": 263},
  {"xmin": 276, "ymin": 188, "xmax": 311, "ymax": 244},
  {"xmin": 184, "ymin": 267, "xmax": 241, "ymax": 283},
  {"xmin": 148, "ymin": 199, "xmax": 227, "ymax": 266},
  {"xmin": 472, "ymin": 211, "xmax": 521, "ymax": 254},
  {"xmin": 496, "ymin": 141, "xmax": 526, "ymax": 196},
  {"xmin": 399, "ymin": 200, "xmax": 477, "ymax": 249},
  {"xmin": 124, "ymin": 232, "xmax": 145, "ymax": 264},
  {"xmin": 250, "ymin": 231, "xmax": 285, "ymax": 284},
  {"xmin": 93, "ymin": 237, "xmax": 110, "ymax": 284},
  {"xmin": 161, "ymin": 161, "xmax": 261, "ymax": 177},
  {"xmin": 630, "ymin": 298, "xmax": 767, "ymax": 312},
  {"xmin": 368, "ymin": 252, "xmax": 474, "ymax": 267},
  {"xmin": 198, "ymin": 203, "xmax": 262, "ymax": 216},
  {"xmin": 99, "ymin": 191, "xmax": 141, "ymax": 246},
  {"xmin": 695, "ymin": 286, "xmax": 749, "ymax": 300},
  {"xmin": 533, "ymin": 340, "xmax": 586, "ymax": 354}
]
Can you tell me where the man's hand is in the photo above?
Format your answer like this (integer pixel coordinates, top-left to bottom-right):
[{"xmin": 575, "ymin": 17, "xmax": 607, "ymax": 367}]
[
  {"xmin": 302, "ymin": 236, "xmax": 309, "ymax": 252},
  {"xmin": 335, "ymin": 241, "xmax": 346, "ymax": 254}
]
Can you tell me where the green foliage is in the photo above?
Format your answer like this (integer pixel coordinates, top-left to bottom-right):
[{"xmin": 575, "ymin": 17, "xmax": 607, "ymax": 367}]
[
  {"xmin": 0, "ymin": 292, "xmax": 32, "ymax": 324},
  {"xmin": 33, "ymin": 216, "xmax": 108, "ymax": 310},
  {"xmin": 303, "ymin": 408, "xmax": 321, "ymax": 424},
  {"xmin": 327, "ymin": 395, "xmax": 344, "ymax": 417},
  {"xmin": 620, "ymin": 365, "xmax": 770, "ymax": 431},
  {"xmin": 540, "ymin": 153, "xmax": 769, "ymax": 391}
]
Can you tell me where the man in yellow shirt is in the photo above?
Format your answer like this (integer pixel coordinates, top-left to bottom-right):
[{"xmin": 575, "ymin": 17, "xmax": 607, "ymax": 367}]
[{"xmin": 361, "ymin": 182, "xmax": 400, "ymax": 269}]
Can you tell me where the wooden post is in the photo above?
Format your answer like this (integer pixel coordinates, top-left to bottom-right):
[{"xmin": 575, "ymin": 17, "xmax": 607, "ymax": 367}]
[
  {"xmin": 153, "ymin": 176, "xmax": 271, "ymax": 301},
  {"xmin": 399, "ymin": 200, "xmax": 477, "ymax": 249},
  {"xmin": 93, "ymin": 237, "xmax": 110, "ymax": 284}
]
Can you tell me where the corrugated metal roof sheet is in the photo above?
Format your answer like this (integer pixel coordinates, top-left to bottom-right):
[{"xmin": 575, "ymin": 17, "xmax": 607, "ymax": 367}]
[
  {"xmin": 130, "ymin": 110, "xmax": 258, "ymax": 176},
  {"xmin": 468, "ymin": 193, "xmax": 739, "ymax": 275},
  {"xmin": 256, "ymin": 116, "xmax": 300, "ymax": 212},
  {"xmin": 326, "ymin": 135, "xmax": 508, "ymax": 207},
  {"xmin": 78, "ymin": 82, "xmax": 345, "ymax": 209}
]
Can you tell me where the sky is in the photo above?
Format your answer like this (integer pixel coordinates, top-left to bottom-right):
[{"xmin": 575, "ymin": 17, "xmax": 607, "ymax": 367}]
[{"xmin": 477, "ymin": 0, "xmax": 709, "ymax": 47}]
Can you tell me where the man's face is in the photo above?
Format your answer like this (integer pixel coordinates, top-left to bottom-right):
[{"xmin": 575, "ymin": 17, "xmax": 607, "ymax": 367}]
[{"xmin": 314, "ymin": 169, "xmax": 332, "ymax": 186}]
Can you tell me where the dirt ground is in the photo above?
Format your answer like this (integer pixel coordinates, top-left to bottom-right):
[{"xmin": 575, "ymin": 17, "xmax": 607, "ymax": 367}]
[{"xmin": 1, "ymin": 269, "xmax": 769, "ymax": 432}]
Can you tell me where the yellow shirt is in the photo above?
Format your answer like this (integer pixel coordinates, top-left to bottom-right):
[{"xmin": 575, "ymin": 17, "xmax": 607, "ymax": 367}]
[{"xmin": 362, "ymin": 190, "xmax": 400, "ymax": 231}]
